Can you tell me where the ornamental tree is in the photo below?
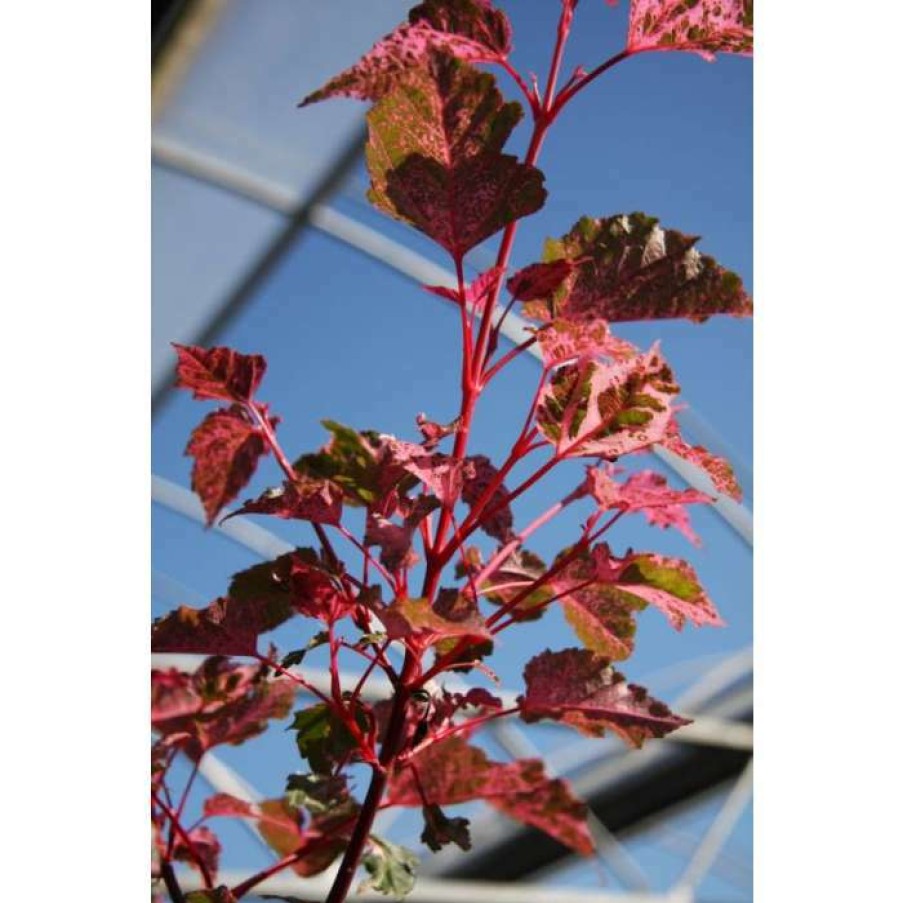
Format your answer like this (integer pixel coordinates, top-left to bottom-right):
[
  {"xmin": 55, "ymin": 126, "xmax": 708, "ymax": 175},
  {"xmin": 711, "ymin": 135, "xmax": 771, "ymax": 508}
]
[{"xmin": 151, "ymin": 2, "xmax": 752, "ymax": 901}]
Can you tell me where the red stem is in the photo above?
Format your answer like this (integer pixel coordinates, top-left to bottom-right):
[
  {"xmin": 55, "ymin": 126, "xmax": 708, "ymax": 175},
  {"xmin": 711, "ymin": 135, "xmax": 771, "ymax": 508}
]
[
  {"xmin": 553, "ymin": 48, "xmax": 634, "ymax": 112},
  {"xmin": 153, "ymin": 791, "xmax": 214, "ymax": 889},
  {"xmin": 324, "ymin": 652, "xmax": 419, "ymax": 903}
]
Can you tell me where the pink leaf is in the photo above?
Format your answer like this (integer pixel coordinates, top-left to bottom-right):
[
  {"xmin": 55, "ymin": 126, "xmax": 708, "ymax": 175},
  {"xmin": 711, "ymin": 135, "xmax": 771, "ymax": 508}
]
[
  {"xmin": 172, "ymin": 343, "xmax": 267, "ymax": 403},
  {"xmin": 172, "ymin": 825, "xmax": 221, "ymax": 882},
  {"xmin": 461, "ymin": 454, "xmax": 515, "ymax": 542},
  {"xmin": 628, "ymin": 0, "xmax": 753, "ymax": 61},
  {"xmin": 388, "ymin": 737, "xmax": 594, "ymax": 855},
  {"xmin": 203, "ymin": 793, "xmax": 256, "ymax": 820},
  {"xmin": 300, "ymin": 0, "xmax": 512, "ymax": 105},
  {"xmin": 659, "ymin": 417, "xmax": 743, "ymax": 500},
  {"xmin": 226, "ymin": 476, "xmax": 343, "ymax": 526},
  {"xmin": 185, "ymin": 405, "xmax": 271, "ymax": 525},
  {"xmin": 536, "ymin": 318, "xmax": 640, "ymax": 368},
  {"xmin": 520, "ymin": 648, "xmax": 690, "ymax": 747},
  {"xmin": 592, "ymin": 544, "xmax": 723, "ymax": 630},
  {"xmin": 536, "ymin": 345, "xmax": 678, "ymax": 459},
  {"xmin": 381, "ymin": 596, "xmax": 491, "ymax": 649},
  {"xmin": 366, "ymin": 55, "xmax": 546, "ymax": 257},
  {"xmin": 524, "ymin": 213, "xmax": 751, "ymax": 324},
  {"xmin": 548, "ymin": 548, "xmax": 645, "ymax": 661},
  {"xmin": 151, "ymin": 658, "xmax": 295, "ymax": 760},
  {"xmin": 583, "ymin": 464, "xmax": 711, "ymax": 546}
]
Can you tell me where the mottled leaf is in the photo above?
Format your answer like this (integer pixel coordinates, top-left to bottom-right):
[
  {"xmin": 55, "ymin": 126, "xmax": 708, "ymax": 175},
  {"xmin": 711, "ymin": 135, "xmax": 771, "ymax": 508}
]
[
  {"xmin": 659, "ymin": 417, "xmax": 743, "ymax": 500},
  {"xmin": 628, "ymin": 0, "xmax": 753, "ymax": 60},
  {"xmin": 425, "ymin": 267, "xmax": 504, "ymax": 315},
  {"xmin": 583, "ymin": 464, "xmax": 711, "ymax": 545},
  {"xmin": 460, "ymin": 454, "xmax": 514, "ymax": 541},
  {"xmin": 361, "ymin": 837, "xmax": 418, "ymax": 899},
  {"xmin": 524, "ymin": 213, "xmax": 751, "ymax": 324},
  {"xmin": 291, "ymin": 702, "xmax": 369, "ymax": 775},
  {"xmin": 173, "ymin": 343, "xmax": 266, "ymax": 403},
  {"xmin": 520, "ymin": 648, "xmax": 690, "ymax": 747},
  {"xmin": 172, "ymin": 825, "xmax": 221, "ymax": 881},
  {"xmin": 152, "ymin": 596, "xmax": 285, "ymax": 658},
  {"xmin": 152, "ymin": 659, "xmax": 295, "ymax": 760},
  {"xmin": 301, "ymin": 0, "xmax": 511, "ymax": 106},
  {"xmin": 549, "ymin": 548, "xmax": 646, "ymax": 661},
  {"xmin": 366, "ymin": 54, "xmax": 545, "ymax": 257},
  {"xmin": 186, "ymin": 405, "xmax": 271, "ymax": 525},
  {"xmin": 596, "ymin": 545, "xmax": 723, "ymax": 629},
  {"xmin": 536, "ymin": 345, "xmax": 678, "ymax": 459},
  {"xmin": 480, "ymin": 548, "xmax": 553, "ymax": 622},
  {"xmin": 388, "ymin": 737, "xmax": 593, "ymax": 854},
  {"xmin": 490, "ymin": 759, "xmax": 594, "ymax": 856},
  {"xmin": 227, "ymin": 477, "xmax": 342, "ymax": 526},
  {"xmin": 204, "ymin": 793, "xmax": 354, "ymax": 877},
  {"xmin": 381, "ymin": 596, "xmax": 491, "ymax": 649},
  {"xmin": 536, "ymin": 318, "xmax": 639, "ymax": 368}
]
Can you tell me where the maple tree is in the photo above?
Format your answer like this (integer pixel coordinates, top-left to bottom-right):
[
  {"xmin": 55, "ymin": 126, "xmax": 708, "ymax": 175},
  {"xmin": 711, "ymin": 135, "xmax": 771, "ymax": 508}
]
[{"xmin": 151, "ymin": 1, "xmax": 752, "ymax": 901}]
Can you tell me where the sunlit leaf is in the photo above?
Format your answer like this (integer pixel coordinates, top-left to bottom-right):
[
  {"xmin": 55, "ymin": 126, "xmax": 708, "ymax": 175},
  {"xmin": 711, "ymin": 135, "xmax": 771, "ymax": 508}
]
[
  {"xmin": 151, "ymin": 659, "xmax": 295, "ymax": 760},
  {"xmin": 186, "ymin": 405, "xmax": 271, "ymax": 525},
  {"xmin": 520, "ymin": 648, "xmax": 690, "ymax": 747},
  {"xmin": 388, "ymin": 737, "xmax": 593, "ymax": 854},
  {"xmin": 536, "ymin": 345, "xmax": 678, "ymax": 459},
  {"xmin": 524, "ymin": 213, "xmax": 751, "ymax": 324},
  {"xmin": 173, "ymin": 343, "xmax": 266, "ymax": 403},
  {"xmin": 366, "ymin": 54, "xmax": 545, "ymax": 257},
  {"xmin": 628, "ymin": 0, "xmax": 753, "ymax": 60},
  {"xmin": 301, "ymin": 0, "xmax": 512, "ymax": 105}
]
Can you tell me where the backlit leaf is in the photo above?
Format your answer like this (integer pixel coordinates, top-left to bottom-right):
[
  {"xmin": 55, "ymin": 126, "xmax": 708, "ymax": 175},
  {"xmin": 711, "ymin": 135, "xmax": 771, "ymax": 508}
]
[
  {"xmin": 536, "ymin": 318, "xmax": 639, "ymax": 368},
  {"xmin": 204, "ymin": 793, "xmax": 354, "ymax": 877},
  {"xmin": 173, "ymin": 343, "xmax": 266, "ymax": 403},
  {"xmin": 536, "ymin": 345, "xmax": 678, "ymax": 459},
  {"xmin": 186, "ymin": 405, "xmax": 271, "ymax": 525},
  {"xmin": 366, "ymin": 54, "xmax": 545, "ymax": 257},
  {"xmin": 583, "ymin": 464, "xmax": 711, "ymax": 546},
  {"xmin": 524, "ymin": 213, "xmax": 751, "ymax": 324},
  {"xmin": 291, "ymin": 702, "xmax": 370, "ymax": 775},
  {"xmin": 381, "ymin": 596, "xmax": 491, "ymax": 649},
  {"xmin": 300, "ymin": 0, "xmax": 511, "ymax": 106},
  {"xmin": 227, "ymin": 476, "xmax": 342, "ymax": 526},
  {"xmin": 388, "ymin": 737, "xmax": 593, "ymax": 854},
  {"xmin": 520, "ymin": 648, "xmax": 690, "ymax": 747},
  {"xmin": 151, "ymin": 596, "xmax": 288, "ymax": 658},
  {"xmin": 151, "ymin": 658, "xmax": 295, "ymax": 760},
  {"xmin": 172, "ymin": 825, "xmax": 221, "ymax": 881},
  {"xmin": 659, "ymin": 417, "xmax": 743, "ymax": 500},
  {"xmin": 480, "ymin": 548, "xmax": 553, "ymax": 623},
  {"xmin": 628, "ymin": 0, "xmax": 753, "ymax": 61}
]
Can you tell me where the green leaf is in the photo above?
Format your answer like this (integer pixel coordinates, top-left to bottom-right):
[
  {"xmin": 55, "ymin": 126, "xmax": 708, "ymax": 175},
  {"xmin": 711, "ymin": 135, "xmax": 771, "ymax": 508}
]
[
  {"xmin": 290, "ymin": 703, "xmax": 368, "ymax": 774},
  {"xmin": 361, "ymin": 837, "xmax": 418, "ymax": 899},
  {"xmin": 293, "ymin": 421, "xmax": 384, "ymax": 507},
  {"xmin": 366, "ymin": 54, "xmax": 545, "ymax": 257},
  {"xmin": 186, "ymin": 889, "xmax": 237, "ymax": 903},
  {"xmin": 280, "ymin": 631, "xmax": 330, "ymax": 669}
]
